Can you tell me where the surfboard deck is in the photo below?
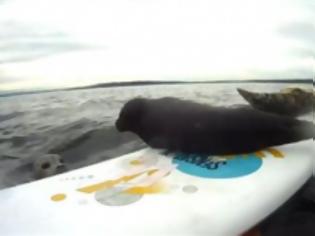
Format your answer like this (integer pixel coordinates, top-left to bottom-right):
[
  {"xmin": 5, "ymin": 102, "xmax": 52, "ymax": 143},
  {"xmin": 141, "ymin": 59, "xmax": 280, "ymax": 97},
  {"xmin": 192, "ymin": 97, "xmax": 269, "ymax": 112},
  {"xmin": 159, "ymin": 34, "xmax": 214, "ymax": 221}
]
[{"xmin": 0, "ymin": 140, "xmax": 313, "ymax": 236}]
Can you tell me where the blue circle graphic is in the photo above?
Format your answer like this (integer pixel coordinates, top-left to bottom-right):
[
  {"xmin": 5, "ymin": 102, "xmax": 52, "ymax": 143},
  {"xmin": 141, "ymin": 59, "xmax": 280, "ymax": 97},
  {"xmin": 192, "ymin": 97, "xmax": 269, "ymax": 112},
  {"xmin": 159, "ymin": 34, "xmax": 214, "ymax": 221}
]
[{"xmin": 173, "ymin": 153, "xmax": 263, "ymax": 178}]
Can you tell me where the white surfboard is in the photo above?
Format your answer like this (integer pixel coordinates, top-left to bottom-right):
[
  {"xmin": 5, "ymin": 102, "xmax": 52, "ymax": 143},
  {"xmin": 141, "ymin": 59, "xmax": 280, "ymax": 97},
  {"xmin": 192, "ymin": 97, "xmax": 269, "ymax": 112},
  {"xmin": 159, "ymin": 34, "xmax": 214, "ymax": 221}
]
[{"xmin": 0, "ymin": 140, "xmax": 313, "ymax": 236}]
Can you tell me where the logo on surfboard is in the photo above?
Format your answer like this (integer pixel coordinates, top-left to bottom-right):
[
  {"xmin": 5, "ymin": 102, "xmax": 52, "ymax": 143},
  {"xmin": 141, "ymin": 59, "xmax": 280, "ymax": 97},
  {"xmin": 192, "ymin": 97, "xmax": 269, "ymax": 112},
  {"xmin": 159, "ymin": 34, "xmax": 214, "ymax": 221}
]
[{"xmin": 173, "ymin": 148, "xmax": 284, "ymax": 178}]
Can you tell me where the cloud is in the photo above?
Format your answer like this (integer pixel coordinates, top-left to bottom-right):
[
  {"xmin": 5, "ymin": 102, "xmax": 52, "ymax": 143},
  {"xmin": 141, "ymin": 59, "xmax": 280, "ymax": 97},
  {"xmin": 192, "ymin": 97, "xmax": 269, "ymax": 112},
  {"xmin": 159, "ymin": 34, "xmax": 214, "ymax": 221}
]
[
  {"xmin": 0, "ymin": 69, "xmax": 27, "ymax": 85},
  {"xmin": 0, "ymin": 0, "xmax": 314, "ymax": 90},
  {"xmin": 0, "ymin": 21, "xmax": 98, "ymax": 63},
  {"xmin": 278, "ymin": 22, "xmax": 315, "ymax": 44},
  {"xmin": 248, "ymin": 68, "xmax": 313, "ymax": 80},
  {"xmin": 278, "ymin": 21, "xmax": 315, "ymax": 60},
  {"xmin": 304, "ymin": 0, "xmax": 315, "ymax": 12},
  {"xmin": 276, "ymin": 0, "xmax": 315, "ymax": 60},
  {"xmin": 288, "ymin": 47, "xmax": 315, "ymax": 59}
]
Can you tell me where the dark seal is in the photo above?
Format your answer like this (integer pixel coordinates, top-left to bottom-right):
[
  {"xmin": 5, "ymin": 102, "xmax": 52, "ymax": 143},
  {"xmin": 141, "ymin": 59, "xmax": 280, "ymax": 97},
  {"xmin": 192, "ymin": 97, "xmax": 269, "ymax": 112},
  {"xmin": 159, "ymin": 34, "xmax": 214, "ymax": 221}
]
[{"xmin": 116, "ymin": 97, "xmax": 314, "ymax": 155}]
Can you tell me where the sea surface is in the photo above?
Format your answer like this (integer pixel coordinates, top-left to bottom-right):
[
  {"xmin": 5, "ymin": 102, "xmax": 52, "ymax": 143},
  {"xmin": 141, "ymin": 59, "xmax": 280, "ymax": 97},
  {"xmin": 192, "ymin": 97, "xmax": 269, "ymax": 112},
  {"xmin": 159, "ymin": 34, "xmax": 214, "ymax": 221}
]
[{"xmin": 0, "ymin": 82, "xmax": 312, "ymax": 189}]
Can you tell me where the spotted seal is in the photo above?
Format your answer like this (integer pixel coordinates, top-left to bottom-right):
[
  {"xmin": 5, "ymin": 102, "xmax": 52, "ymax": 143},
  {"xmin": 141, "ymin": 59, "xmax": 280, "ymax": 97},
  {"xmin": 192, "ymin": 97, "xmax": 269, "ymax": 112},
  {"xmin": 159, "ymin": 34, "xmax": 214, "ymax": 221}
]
[{"xmin": 237, "ymin": 87, "xmax": 314, "ymax": 117}]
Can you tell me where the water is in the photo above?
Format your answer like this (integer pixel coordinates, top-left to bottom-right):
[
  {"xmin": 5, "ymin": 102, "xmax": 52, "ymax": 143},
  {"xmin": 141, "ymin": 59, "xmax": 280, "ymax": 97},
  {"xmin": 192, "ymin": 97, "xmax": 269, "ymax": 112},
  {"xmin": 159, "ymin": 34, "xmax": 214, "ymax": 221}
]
[{"xmin": 0, "ymin": 83, "xmax": 312, "ymax": 189}]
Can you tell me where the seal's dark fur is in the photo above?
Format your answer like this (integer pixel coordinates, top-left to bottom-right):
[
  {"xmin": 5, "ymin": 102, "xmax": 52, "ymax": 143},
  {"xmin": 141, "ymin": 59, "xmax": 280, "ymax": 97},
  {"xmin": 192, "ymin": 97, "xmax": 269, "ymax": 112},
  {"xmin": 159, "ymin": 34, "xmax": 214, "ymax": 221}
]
[{"xmin": 116, "ymin": 97, "xmax": 314, "ymax": 155}]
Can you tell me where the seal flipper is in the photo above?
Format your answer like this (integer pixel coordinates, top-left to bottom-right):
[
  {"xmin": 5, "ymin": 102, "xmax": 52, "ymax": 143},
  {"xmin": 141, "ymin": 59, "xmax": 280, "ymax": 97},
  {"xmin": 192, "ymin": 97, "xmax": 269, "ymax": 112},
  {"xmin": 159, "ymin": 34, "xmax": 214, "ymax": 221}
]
[
  {"xmin": 289, "ymin": 120, "xmax": 315, "ymax": 141},
  {"xmin": 270, "ymin": 120, "xmax": 315, "ymax": 146}
]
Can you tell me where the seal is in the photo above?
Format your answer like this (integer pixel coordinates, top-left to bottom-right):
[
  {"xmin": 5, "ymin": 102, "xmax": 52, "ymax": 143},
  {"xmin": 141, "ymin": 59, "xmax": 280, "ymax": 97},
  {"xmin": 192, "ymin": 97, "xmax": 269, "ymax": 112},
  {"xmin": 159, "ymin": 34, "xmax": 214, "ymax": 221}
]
[
  {"xmin": 33, "ymin": 154, "xmax": 65, "ymax": 179},
  {"xmin": 237, "ymin": 87, "xmax": 315, "ymax": 116},
  {"xmin": 116, "ymin": 97, "xmax": 315, "ymax": 155}
]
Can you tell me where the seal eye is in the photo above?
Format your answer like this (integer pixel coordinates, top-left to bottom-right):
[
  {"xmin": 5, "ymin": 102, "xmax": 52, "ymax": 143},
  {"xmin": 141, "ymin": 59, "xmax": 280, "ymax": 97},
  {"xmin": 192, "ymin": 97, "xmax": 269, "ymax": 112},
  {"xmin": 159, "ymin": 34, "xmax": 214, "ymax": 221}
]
[{"xmin": 41, "ymin": 162, "xmax": 50, "ymax": 170}]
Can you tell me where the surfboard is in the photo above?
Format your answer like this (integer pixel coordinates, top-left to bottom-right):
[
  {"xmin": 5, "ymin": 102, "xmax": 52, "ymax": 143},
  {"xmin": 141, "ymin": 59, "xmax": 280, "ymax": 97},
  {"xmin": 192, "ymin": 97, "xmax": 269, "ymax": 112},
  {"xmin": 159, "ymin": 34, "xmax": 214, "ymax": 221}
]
[{"xmin": 0, "ymin": 140, "xmax": 313, "ymax": 236}]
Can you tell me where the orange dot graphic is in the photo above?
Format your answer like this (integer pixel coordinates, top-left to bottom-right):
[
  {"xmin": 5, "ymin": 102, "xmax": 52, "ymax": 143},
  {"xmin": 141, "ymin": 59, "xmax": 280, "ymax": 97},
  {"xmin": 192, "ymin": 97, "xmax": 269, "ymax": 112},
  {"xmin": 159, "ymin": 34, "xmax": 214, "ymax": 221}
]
[
  {"xmin": 130, "ymin": 160, "xmax": 142, "ymax": 165},
  {"xmin": 51, "ymin": 193, "xmax": 67, "ymax": 202}
]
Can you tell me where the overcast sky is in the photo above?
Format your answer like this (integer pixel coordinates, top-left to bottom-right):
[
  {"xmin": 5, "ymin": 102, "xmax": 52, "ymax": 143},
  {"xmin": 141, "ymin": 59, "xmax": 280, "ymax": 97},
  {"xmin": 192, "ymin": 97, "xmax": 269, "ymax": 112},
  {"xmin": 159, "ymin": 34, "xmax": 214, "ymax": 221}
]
[{"xmin": 0, "ymin": 0, "xmax": 314, "ymax": 90}]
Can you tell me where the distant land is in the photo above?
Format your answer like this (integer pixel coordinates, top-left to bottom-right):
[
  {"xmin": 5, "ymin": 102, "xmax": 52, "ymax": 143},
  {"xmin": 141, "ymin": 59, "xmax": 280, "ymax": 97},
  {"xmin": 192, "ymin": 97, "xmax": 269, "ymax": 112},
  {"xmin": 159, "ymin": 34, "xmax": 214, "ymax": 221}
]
[
  {"xmin": 0, "ymin": 79, "xmax": 313, "ymax": 98},
  {"xmin": 67, "ymin": 79, "xmax": 313, "ymax": 91},
  {"xmin": 0, "ymin": 89, "xmax": 57, "ymax": 98}
]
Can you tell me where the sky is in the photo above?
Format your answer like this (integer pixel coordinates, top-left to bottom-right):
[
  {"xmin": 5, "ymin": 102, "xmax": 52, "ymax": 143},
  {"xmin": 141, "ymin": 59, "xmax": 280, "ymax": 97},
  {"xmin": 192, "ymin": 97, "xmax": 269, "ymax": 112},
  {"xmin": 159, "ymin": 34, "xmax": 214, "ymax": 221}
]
[{"xmin": 0, "ymin": 0, "xmax": 314, "ymax": 91}]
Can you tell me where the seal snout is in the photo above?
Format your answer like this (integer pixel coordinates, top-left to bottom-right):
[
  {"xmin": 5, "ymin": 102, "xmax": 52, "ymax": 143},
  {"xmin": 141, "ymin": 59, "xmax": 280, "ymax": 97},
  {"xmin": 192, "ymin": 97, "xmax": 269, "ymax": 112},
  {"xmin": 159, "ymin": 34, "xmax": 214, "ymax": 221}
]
[{"xmin": 115, "ymin": 119, "xmax": 125, "ymax": 132}]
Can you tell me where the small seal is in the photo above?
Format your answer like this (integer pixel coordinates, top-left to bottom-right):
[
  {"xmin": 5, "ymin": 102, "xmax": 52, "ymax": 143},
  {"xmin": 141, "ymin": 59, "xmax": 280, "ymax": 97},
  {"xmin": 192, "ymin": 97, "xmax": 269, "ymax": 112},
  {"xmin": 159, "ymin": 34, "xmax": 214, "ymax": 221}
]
[{"xmin": 33, "ymin": 154, "xmax": 65, "ymax": 179}]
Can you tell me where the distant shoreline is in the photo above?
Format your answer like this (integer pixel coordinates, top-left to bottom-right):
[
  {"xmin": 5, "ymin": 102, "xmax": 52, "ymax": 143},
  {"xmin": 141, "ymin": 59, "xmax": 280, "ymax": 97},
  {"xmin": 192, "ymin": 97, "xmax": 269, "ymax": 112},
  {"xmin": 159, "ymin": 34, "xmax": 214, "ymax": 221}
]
[
  {"xmin": 67, "ymin": 79, "xmax": 313, "ymax": 91},
  {"xmin": 0, "ymin": 79, "xmax": 312, "ymax": 98}
]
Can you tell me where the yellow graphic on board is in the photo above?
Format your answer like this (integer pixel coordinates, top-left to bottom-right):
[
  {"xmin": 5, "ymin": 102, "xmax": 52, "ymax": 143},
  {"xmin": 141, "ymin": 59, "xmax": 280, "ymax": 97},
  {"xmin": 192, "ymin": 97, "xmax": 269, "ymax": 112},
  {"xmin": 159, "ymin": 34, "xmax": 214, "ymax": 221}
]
[
  {"xmin": 222, "ymin": 148, "xmax": 284, "ymax": 159},
  {"xmin": 51, "ymin": 168, "xmax": 170, "ymax": 202},
  {"xmin": 265, "ymin": 148, "xmax": 284, "ymax": 158},
  {"xmin": 51, "ymin": 193, "xmax": 67, "ymax": 202},
  {"xmin": 124, "ymin": 182, "xmax": 166, "ymax": 194},
  {"xmin": 50, "ymin": 148, "xmax": 284, "ymax": 204},
  {"xmin": 77, "ymin": 171, "xmax": 151, "ymax": 194}
]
